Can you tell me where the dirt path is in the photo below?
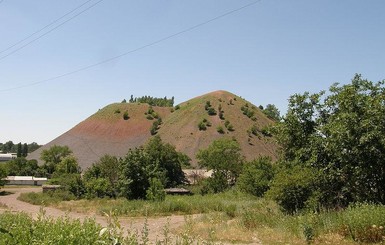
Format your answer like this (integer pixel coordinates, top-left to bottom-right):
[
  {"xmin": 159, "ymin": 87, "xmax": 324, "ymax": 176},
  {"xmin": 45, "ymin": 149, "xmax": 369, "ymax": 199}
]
[{"xmin": 0, "ymin": 187, "xmax": 192, "ymax": 243}]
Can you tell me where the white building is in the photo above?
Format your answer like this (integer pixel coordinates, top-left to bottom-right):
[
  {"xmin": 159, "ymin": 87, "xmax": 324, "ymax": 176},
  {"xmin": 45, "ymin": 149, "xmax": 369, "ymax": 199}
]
[
  {"xmin": 0, "ymin": 153, "xmax": 16, "ymax": 162},
  {"xmin": 5, "ymin": 176, "xmax": 47, "ymax": 186}
]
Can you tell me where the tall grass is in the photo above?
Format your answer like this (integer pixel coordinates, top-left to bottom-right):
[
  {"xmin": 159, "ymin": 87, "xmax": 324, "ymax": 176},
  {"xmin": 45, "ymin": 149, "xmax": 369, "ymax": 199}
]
[{"xmin": 17, "ymin": 189, "xmax": 385, "ymax": 244}]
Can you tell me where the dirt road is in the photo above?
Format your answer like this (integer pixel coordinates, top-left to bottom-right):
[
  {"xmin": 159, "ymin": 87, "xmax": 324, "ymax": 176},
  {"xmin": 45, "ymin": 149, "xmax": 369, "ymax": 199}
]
[{"xmin": 0, "ymin": 187, "xmax": 191, "ymax": 243}]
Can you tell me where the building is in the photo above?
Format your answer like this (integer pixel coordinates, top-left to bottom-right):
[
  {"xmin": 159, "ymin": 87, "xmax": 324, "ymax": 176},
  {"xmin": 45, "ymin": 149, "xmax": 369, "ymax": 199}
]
[
  {"xmin": 5, "ymin": 176, "xmax": 48, "ymax": 186},
  {"xmin": 0, "ymin": 153, "xmax": 16, "ymax": 162}
]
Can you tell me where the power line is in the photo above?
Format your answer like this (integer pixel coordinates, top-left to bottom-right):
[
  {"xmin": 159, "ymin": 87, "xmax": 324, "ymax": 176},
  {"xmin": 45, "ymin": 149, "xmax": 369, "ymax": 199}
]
[
  {"xmin": 0, "ymin": 0, "xmax": 94, "ymax": 56},
  {"xmin": 0, "ymin": 0, "xmax": 104, "ymax": 61},
  {"xmin": 0, "ymin": 0, "xmax": 262, "ymax": 92}
]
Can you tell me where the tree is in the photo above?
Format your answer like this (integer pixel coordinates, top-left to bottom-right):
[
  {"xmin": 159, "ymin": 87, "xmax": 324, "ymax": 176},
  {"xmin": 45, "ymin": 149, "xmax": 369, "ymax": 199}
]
[
  {"xmin": 118, "ymin": 147, "xmax": 157, "ymax": 200},
  {"xmin": 0, "ymin": 165, "xmax": 7, "ymax": 189},
  {"xmin": 272, "ymin": 74, "xmax": 385, "ymax": 210},
  {"xmin": 41, "ymin": 145, "xmax": 72, "ymax": 174},
  {"xmin": 118, "ymin": 137, "xmax": 188, "ymax": 200},
  {"xmin": 83, "ymin": 155, "xmax": 120, "ymax": 198},
  {"xmin": 144, "ymin": 136, "xmax": 188, "ymax": 187},
  {"xmin": 22, "ymin": 143, "xmax": 28, "ymax": 157},
  {"xmin": 263, "ymin": 104, "xmax": 280, "ymax": 121},
  {"xmin": 54, "ymin": 156, "xmax": 81, "ymax": 176},
  {"xmin": 197, "ymin": 138, "xmax": 244, "ymax": 192},
  {"xmin": 17, "ymin": 143, "xmax": 22, "ymax": 158},
  {"xmin": 5, "ymin": 158, "xmax": 41, "ymax": 176},
  {"xmin": 238, "ymin": 157, "xmax": 275, "ymax": 197}
]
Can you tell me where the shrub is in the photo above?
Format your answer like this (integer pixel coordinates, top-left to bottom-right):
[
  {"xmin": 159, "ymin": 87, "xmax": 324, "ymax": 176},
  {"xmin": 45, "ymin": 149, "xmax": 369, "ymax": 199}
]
[
  {"xmin": 114, "ymin": 109, "xmax": 121, "ymax": 114},
  {"xmin": 205, "ymin": 101, "xmax": 211, "ymax": 110},
  {"xmin": 207, "ymin": 107, "xmax": 217, "ymax": 116},
  {"xmin": 198, "ymin": 121, "xmax": 207, "ymax": 131},
  {"xmin": 267, "ymin": 165, "xmax": 316, "ymax": 214},
  {"xmin": 216, "ymin": 126, "xmax": 225, "ymax": 134},
  {"xmin": 174, "ymin": 105, "xmax": 180, "ymax": 110},
  {"xmin": 146, "ymin": 178, "xmax": 165, "ymax": 201},
  {"xmin": 261, "ymin": 126, "xmax": 273, "ymax": 137},
  {"xmin": 123, "ymin": 111, "xmax": 129, "ymax": 120},
  {"xmin": 237, "ymin": 157, "xmax": 274, "ymax": 197},
  {"xmin": 250, "ymin": 124, "xmax": 258, "ymax": 136}
]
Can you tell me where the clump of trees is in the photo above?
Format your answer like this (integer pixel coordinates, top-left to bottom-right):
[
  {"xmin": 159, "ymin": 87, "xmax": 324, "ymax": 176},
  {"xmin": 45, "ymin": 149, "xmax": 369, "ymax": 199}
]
[
  {"xmin": 128, "ymin": 95, "xmax": 174, "ymax": 107},
  {"xmin": 41, "ymin": 137, "xmax": 189, "ymax": 201},
  {"xmin": 0, "ymin": 141, "xmax": 41, "ymax": 154},
  {"xmin": 267, "ymin": 74, "xmax": 385, "ymax": 213},
  {"xmin": 197, "ymin": 138, "xmax": 244, "ymax": 194},
  {"xmin": 193, "ymin": 75, "xmax": 385, "ymax": 216}
]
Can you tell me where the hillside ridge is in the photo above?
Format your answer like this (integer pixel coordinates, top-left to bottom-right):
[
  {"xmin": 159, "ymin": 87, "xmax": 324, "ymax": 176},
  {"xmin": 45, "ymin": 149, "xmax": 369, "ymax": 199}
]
[{"xmin": 28, "ymin": 90, "xmax": 278, "ymax": 170}]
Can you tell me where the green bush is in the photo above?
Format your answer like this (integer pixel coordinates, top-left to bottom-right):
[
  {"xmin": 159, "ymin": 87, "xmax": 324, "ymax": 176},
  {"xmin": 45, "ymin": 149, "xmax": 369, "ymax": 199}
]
[
  {"xmin": 267, "ymin": 165, "xmax": 316, "ymax": 214},
  {"xmin": 146, "ymin": 178, "xmax": 165, "ymax": 202},
  {"xmin": 198, "ymin": 121, "xmax": 207, "ymax": 131},
  {"xmin": 237, "ymin": 157, "xmax": 274, "ymax": 197},
  {"xmin": 123, "ymin": 111, "xmax": 129, "ymax": 120},
  {"xmin": 207, "ymin": 107, "xmax": 217, "ymax": 116},
  {"xmin": 216, "ymin": 126, "xmax": 224, "ymax": 134}
]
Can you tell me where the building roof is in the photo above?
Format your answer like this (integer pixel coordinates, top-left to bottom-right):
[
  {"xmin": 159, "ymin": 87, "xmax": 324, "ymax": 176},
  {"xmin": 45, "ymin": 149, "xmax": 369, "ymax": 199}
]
[{"xmin": 6, "ymin": 176, "xmax": 47, "ymax": 181}]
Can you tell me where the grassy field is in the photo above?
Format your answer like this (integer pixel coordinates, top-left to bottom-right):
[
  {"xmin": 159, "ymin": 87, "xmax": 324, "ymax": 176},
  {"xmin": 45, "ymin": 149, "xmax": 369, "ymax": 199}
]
[{"xmin": 17, "ymin": 189, "xmax": 385, "ymax": 244}]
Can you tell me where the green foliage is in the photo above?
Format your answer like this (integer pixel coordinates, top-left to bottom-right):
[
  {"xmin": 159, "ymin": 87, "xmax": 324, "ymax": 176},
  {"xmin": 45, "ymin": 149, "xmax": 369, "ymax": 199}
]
[
  {"xmin": 84, "ymin": 177, "xmax": 114, "ymax": 199},
  {"xmin": 174, "ymin": 104, "xmax": 180, "ymax": 110},
  {"xmin": 205, "ymin": 101, "xmax": 211, "ymax": 110},
  {"xmin": 40, "ymin": 145, "xmax": 72, "ymax": 174},
  {"xmin": 17, "ymin": 143, "xmax": 22, "ymax": 158},
  {"xmin": 4, "ymin": 158, "xmax": 44, "ymax": 177},
  {"xmin": 241, "ymin": 104, "xmax": 255, "ymax": 119},
  {"xmin": 19, "ymin": 190, "xmax": 76, "ymax": 205},
  {"xmin": 144, "ymin": 136, "xmax": 188, "ymax": 187},
  {"xmin": 53, "ymin": 156, "xmax": 81, "ymax": 176},
  {"xmin": 249, "ymin": 124, "xmax": 258, "ymax": 136},
  {"xmin": 224, "ymin": 120, "xmax": 234, "ymax": 131},
  {"xmin": 238, "ymin": 157, "xmax": 274, "ymax": 197},
  {"xmin": 216, "ymin": 126, "xmax": 224, "ymax": 134},
  {"xmin": 267, "ymin": 165, "xmax": 316, "ymax": 214},
  {"xmin": 123, "ymin": 110, "xmax": 129, "ymax": 120},
  {"xmin": 150, "ymin": 118, "xmax": 161, "ymax": 135},
  {"xmin": 49, "ymin": 173, "xmax": 85, "ymax": 199},
  {"xmin": 198, "ymin": 121, "xmax": 207, "ymax": 131},
  {"xmin": 218, "ymin": 104, "xmax": 224, "ymax": 120},
  {"xmin": 119, "ymin": 136, "xmax": 188, "ymax": 200},
  {"xmin": 0, "ymin": 165, "xmax": 7, "ymax": 188},
  {"xmin": 207, "ymin": 107, "xmax": 217, "ymax": 116},
  {"xmin": 146, "ymin": 178, "xmax": 165, "ymax": 201},
  {"xmin": 118, "ymin": 147, "xmax": 153, "ymax": 200},
  {"xmin": 83, "ymin": 155, "xmax": 120, "ymax": 198},
  {"xmin": 263, "ymin": 104, "xmax": 281, "ymax": 121},
  {"xmin": 0, "ymin": 141, "xmax": 34, "ymax": 156},
  {"xmin": 338, "ymin": 203, "xmax": 385, "ymax": 243},
  {"xmin": 0, "ymin": 212, "xmax": 127, "ymax": 244},
  {"xmin": 260, "ymin": 126, "xmax": 273, "ymax": 137},
  {"xmin": 129, "ymin": 95, "xmax": 174, "ymax": 107},
  {"xmin": 197, "ymin": 138, "xmax": 244, "ymax": 192},
  {"xmin": 273, "ymin": 74, "xmax": 385, "ymax": 210}
]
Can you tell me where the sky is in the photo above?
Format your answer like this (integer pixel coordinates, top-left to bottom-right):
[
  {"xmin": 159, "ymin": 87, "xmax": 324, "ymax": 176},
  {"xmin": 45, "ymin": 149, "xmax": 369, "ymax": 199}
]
[{"xmin": 0, "ymin": 0, "xmax": 384, "ymax": 145}]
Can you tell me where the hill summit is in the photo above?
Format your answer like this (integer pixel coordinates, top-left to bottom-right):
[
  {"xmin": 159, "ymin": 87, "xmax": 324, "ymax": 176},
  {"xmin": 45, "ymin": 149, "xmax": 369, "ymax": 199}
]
[{"xmin": 29, "ymin": 90, "xmax": 278, "ymax": 170}]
